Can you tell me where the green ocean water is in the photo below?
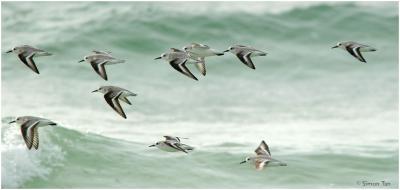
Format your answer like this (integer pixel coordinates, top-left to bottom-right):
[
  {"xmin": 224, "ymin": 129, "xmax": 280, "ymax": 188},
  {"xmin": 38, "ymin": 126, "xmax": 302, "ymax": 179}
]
[{"xmin": 1, "ymin": 1, "xmax": 399, "ymax": 188}]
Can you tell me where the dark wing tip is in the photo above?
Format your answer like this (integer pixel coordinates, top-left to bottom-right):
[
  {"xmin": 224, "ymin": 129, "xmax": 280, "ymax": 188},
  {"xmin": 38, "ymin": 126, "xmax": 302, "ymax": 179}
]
[
  {"xmin": 169, "ymin": 59, "xmax": 198, "ymax": 81},
  {"xmin": 236, "ymin": 52, "xmax": 256, "ymax": 70},
  {"xmin": 91, "ymin": 61, "xmax": 108, "ymax": 80},
  {"xmin": 104, "ymin": 92, "xmax": 127, "ymax": 119},
  {"xmin": 101, "ymin": 71, "xmax": 108, "ymax": 80},
  {"xmin": 27, "ymin": 56, "xmax": 40, "ymax": 74}
]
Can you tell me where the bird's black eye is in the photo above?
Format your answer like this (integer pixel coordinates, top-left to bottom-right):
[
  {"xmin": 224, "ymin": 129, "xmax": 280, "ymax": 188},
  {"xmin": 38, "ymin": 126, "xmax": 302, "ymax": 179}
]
[
  {"xmin": 156, "ymin": 142, "xmax": 159, "ymax": 145},
  {"xmin": 13, "ymin": 48, "xmax": 16, "ymax": 51},
  {"xmin": 230, "ymin": 47, "xmax": 234, "ymax": 50}
]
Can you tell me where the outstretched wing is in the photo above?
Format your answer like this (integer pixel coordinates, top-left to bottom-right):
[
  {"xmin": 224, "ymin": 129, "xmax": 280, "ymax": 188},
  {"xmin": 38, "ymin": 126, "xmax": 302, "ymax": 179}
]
[
  {"xmin": 255, "ymin": 140, "xmax": 271, "ymax": 156},
  {"xmin": 194, "ymin": 59, "xmax": 206, "ymax": 76},
  {"xmin": 31, "ymin": 125, "xmax": 40, "ymax": 150},
  {"xmin": 236, "ymin": 51, "xmax": 255, "ymax": 69},
  {"xmin": 164, "ymin": 136, "xmax": 179, "ymax": 142},
  {"xmin": 180, "ymin": 143, "xmax": 194, "ymax": 151},
  {"xmin": 119, "ymin": 96, "xmax": 132, "ymax": 105},
  {"xmin": 18, "ymin": 53, "xmax": 40, "ymax": 74},
  {"xmin": 90, "ymin": 60, "xmax": 108, "ymax": 80},
  {"xmin": 20, "ymin": 120, "xmax": 40, "ymax": 149},
  {"xmin": 353, "ymin": 47, "xmax": 366, "ymax": 63},
  {"xmin": 169, "ymin": 59, "xmax": 198, "ymax": 81},
  {"xmin": 104, "ymin": 91, "xmax": 127, "ymax": 119},
  {"xmin": 93, "ymin": 50, "xmax": 112, "ymax": 55},
  {"xmin": 165, "ymin": 141, "xmax": 188, "ymax": 153},
  {"xmin": 346, "ymin": 46, "xmax": 366, "ymax": 63}
]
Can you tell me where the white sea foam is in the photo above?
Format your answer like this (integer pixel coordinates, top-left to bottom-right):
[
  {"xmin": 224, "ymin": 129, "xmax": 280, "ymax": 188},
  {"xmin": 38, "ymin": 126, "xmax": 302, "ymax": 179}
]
[
  {"xmin": 1, "ymin": 125, "xmax": 65, "ymax": 188},
  {"xmin": 145, "ymin": 1, "xmax": 397, "ymax": 16}
]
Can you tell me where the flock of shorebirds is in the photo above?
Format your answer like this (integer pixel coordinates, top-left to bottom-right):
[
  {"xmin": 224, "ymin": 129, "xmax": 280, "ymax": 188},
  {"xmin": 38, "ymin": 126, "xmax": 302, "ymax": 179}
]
[{"xmin": 6, "ymin": 41, "xmax": 376, "ymax": 170}]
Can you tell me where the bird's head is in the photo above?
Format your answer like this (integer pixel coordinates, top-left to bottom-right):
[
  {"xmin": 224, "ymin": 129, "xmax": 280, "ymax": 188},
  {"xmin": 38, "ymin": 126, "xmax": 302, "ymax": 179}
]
[
  {"xmin": 8, "ymin": 117, "xmax": 25, "ymax": 125},
  {"xmin": 224, "ymin": 46, "xmax": 235, "ymax": 53},
  {"xmin": 240, "ymin": 157, "xmax": 251, "ymax": 164},
  {"xmin": 332, "ymin": 42, "xmax": 345, "ymax": 49},
  {"xmin": 154, "ymin": 53, "xmax": 167, "ymax": 60},
  {"xmin": 5, "ymin": 47, "xmax": 19, "ymax": 54},
  {"xmin": 149, "ymin": 141, "xmax": 161, "ymax": 147},
  {"xmin": 79, "ymin": 56, "xmax": 88, "ymax": 63},
  {"xmin": 92, "ymin": 86, "xmax": 107, "ymax": 94}
]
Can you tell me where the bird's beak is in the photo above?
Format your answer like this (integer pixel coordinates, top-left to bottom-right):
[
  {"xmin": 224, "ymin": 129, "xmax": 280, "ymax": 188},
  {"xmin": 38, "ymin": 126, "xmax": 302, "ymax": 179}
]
[
  {"xmin": 91, "ymin": 89, "xmax": 98, "ymax": 93},
  {"xmin": 149, "ymin": 144, "xmax": 155, "ymax": 147},
  {"xmin": 331, "ymin": 45, "xmax": 338, "ymax": 49},
  {"xmin": 223, "ymin": 50, "xmax": 230, "ymax": 52},
  {"xmin": 78, "ymin": 59, "xmax": 85, "ymax": 63},
  {"xmin": 8, "ymin": 120, "xmax": 16, "ymax": 124},
  {"xmin": 239, "ymin": 160, "xmax": 246, "ymax": 164},
  {"xmin": 5, "ymin": 50, "xmax": 12, "ymax": 53},
  {"xmin": 154, "ymin": 57, "xmax": 161, "ymax": 60}
]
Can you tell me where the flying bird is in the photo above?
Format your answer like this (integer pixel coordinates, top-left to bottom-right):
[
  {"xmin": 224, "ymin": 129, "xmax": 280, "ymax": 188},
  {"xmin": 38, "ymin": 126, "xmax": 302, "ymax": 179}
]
[
  {"xmin": 224, "ymin": 45, "xmax": 267, "ymax": 69},
  {"xmin": 79, "ymin": 50, "xmax": 125, "ymax": 80},
  {"xmin": 155, "ymin": 48, "xmax": 199, "ymax": 81},
  {"xmin": 92, "ymin": 85, "xmax": 137, "ymax": 119},
  {"xmin": 149, "ymin": 136, "xmax": 194, "ymax": 153},
  {"xmin": 5, "ymin": 45, "xmax": 52, "ymax": 74},
  {"xmin": 240, "ymin": 140, "xmax": 287, "ymax": 171},
  {"xmin": 182, "ymin": 43, "xmax": 224, "ymax": 76},
  {"xmin": 332, "ymin": 41, "xmax": 376, "ymax": 63},
  {"xmin": 9, "ymin": 116, "xmax": 57, "ymax": 150}
]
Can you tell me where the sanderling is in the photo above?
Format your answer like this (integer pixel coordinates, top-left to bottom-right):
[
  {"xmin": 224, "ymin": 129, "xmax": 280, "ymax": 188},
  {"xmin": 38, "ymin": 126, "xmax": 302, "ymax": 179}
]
[
  {"xmin": 92, "ymin": 85, "xmax": 137, "ymax": 119},
  {"xmin": 155, "ymin": 48, "xmax": 199, "ymax": 81},
  {"xmin": 224, "ymin": 45, "xmax": 267, "ymax": 69},
  {"xmin": 240, "ymin": 140, "xmax": 287, "ymax": 171},
  {"xmin": 79, "ymin": 50, "xmax": 125, "ymax": 80},
  {"xmin": 149, "ymin": 136, "xmax": 194, "ymax": 153},
  {"xmin": 5, "ymin": 45, "xmax": 52, "ymax": 74},
  {"xmin": 9, "ymin": 116, "xmax": 57, "ymax": 150},
  {"xmin": 332, "ymin": 41, "xmax": 376, "ymax": 63},
  {"xmin": 183, "ymin": 43, "xmax": 224, "ymax": 76}
]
